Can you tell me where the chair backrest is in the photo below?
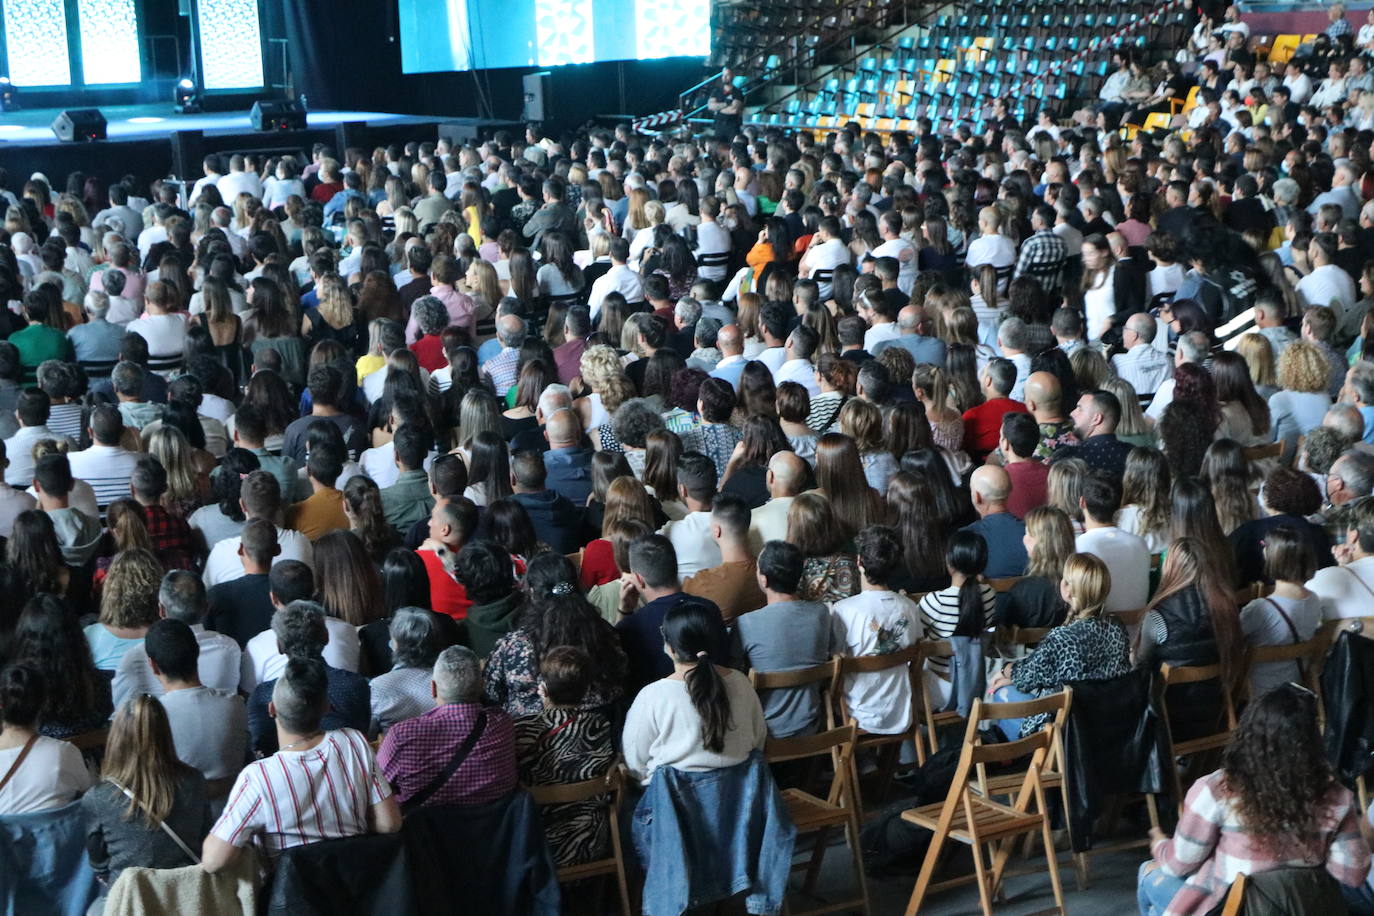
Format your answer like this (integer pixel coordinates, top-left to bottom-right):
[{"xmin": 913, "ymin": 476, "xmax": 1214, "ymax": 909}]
[
  {"xmin": 527, "ymin": 765, "xmax": 622, "ymax": 807},
  {"xmin": 973, "ymin": 688, "xmax": 1072, "ymax": 784},
  {"xmin": 833, "ymin": 645, "xmax": 921, "ymax": 735},
  {"xmin": 765, "ymin": 724, "xmax": 859, "ymax": 809},
  {"xmin": 1008, "ymin": 626, "xmax": 1052, "ymax": 648},
  {"xmin": 986, "ymin": 576, "xmax": 1023, "ymax": 594},
  {"xmin": 1242, "ymin": 441, "xmax": 1283, "ymax": 463},
  {"xmin": 750, "ymin": 658, "xmax": 837, "ymax": 690}
]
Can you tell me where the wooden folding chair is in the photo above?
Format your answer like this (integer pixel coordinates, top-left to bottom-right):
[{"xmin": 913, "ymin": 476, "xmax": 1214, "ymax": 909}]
[
  {"xmin": 1242, "ymin": 638, "xmax": 1325, "ymax": 702},
  {"xmin": 1220, "ymin": 872, "xmax": 1247, "ymax": 915},
  {"xmin": 833, "ymin": 645, "xmax": 922, "ymax": 808},
  {"xmin": 1233, "ymin": 581, "xmax": 1272, "ymax": 604},
  {"xmin": 750, "ymin": 659, "xmax": 837, "ymax": 731},
  {"xmin": 901, "ymin": 704, "xmax": 1067, "ymax": 916},
  {"xmin": 527, "ymin": 767, "xmax": 633, "ymax": 916},
  {"xmin": 1158, "ymin": 662, "xmax": 1239, "ymax": 806},
  {"xmin": 967, "ymin": 689, "xmax": 1087, "ymax": 889},
  {"xmin": 917, "ymin": 639, "xmax": 966, "ymax": 760},
  {"xmin": 986, "ymin": 576, "xmax": 1024, "ymax": 594},
  {"xmin": 1241, "ymin": 441, "xmax": 1283, "ymax": 464},
  {"xmin": 765, "ymin": 725, "xmax": 871, "ymax": 916}
]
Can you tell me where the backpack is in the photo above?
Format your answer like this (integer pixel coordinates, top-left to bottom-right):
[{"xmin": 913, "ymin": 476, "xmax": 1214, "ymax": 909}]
[{"xmin": 859, "ymin": 746, "xmax": 961, "ymax": 875}]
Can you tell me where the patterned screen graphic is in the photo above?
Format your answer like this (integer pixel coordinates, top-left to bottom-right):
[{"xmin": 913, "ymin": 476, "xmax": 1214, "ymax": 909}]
[
  {"xmin": 197, "ymin": 0, "xmax": 264, "ymax": 90},
  {"xmin": 78, "ymin": 0, "xmax": 140, "ymax": 84},
  {"xmin": 535, "ymin": 0, "xmax": 592, "ymax": 67},
  {"xmin": 635, "ymin": 0, "xmax": 708, "ymax": 61},
  {"xmin": 2, "ymin": 0, "xmax": 71, "ymax": 86}
]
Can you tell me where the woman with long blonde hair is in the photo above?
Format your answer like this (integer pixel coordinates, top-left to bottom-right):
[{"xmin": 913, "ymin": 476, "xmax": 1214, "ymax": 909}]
[
  {"xmin": 1048, "ymin": 457, "xmax": 1088, "ymax": 533},
  {"xmin": 83, "ymin": 693, "xmax": 209, "ymax": 889},
  {"xmin": 575, "ymin": 476, "xmax": 661, "ymax": 589},
  {"xmin": 144, "ymin": 426, "xmax": 209, "ymax": 515},
  {"xmin": 911, "ymin": 364, "xmax": 966, "ymax": 457},
  {"xmin": 1003, "ymin": 506, "xmax": 1077, "ymax": 628},
  {"xmin": 464, "ymin": 258, "xmax": 501, "ymax": 325},
  {"xmin": 87, "ymin": 548, "xmax": 163, "ymax": 672}
]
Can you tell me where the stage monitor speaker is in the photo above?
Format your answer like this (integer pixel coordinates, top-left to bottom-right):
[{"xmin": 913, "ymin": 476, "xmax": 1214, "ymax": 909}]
[
  {"xmin": 437, "ymin": 121, "xmax": 480, "ymax": 146},
  {"xmin": 51, "ymin": 108, "xmax": 106, "ymax": 142},
  {"xmin": 170, "ymin": 130, "xmax": 204, "ymax": 184},
  {"xmin": 522, "ymin": 71, "xmax": 551, "ymax": 123},
  {"xmin": 250, "ymin": 99, "xmax": 307, "ymax": 132}
]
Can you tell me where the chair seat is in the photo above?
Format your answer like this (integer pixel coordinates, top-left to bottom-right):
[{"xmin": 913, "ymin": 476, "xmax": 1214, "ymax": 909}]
[
  {"xmin": 901, "ymin": 797, "xmax": 1044, "ymax": 842},
  {"xmin": 780, "ymin": 788, "xmax": 850, "ymax": 831},
  {"xmin": 558, "ymin": 858, "xmax": 619, "ymax": 882}
]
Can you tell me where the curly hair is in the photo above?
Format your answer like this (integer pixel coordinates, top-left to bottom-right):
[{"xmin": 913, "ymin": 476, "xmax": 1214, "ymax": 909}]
[
  {"xmin": 1261, "ymin": 465, "xmax": 1323, "ymax": 517},
  {"xmin": 1277, "ymin": 341, "xmax": 1332, "ymax": 394},
  {"xmin": 669, "ymin": 368, "xmax": 709, "ymax": 413},
  {"xmin": 578, "ymin": 344, "xmax": 624, "ymax": 391},
  {"xmin": 1160, "ymin": 399, "xmax": 1220, "ymax": 480},
  {"xmin": 1222, "ymin": 684, "xmax": 1338, "ymax": 858},
  {"xmin": 100, "ymin": 548, "xmax": 164, "ymax": 629},
  {"xmin": 612, "ymin": 398, "xmax": 665, "ymax": 448}
]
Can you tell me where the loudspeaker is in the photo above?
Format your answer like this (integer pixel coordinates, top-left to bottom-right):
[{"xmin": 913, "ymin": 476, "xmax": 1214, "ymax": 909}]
[
  {"xmin": 522, "ymin": 71, "xmax": 551, "ymax": 123},
  {"xmin": 437, "ymin": 121, "xmax": 480, "ymax": 146},
  {"xmin": 334, "ymin": 121, "xmax": 367, "ymax": 156},
  {"xmin": 170, "ymin": 129, "xmax": 204, "ymax": 182},
  {"xmin": 51, "ymin": 108, "xmax": 106, "ymax": 142},
  {"xmin": 249, "ymin": 99, "xmax": 307, "ymax": 132}
]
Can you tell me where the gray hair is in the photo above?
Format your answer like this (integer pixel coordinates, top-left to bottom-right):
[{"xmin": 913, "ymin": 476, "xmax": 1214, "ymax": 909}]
[
  {"xmin": 537, "ymin": 383, "xmax": 572, "ymax": 417},
  {"xmin": 388, "ymin": 606, "xmax": 441, "ymax": 670},
  {"xmin": 84, "ymin": 290, "xmax": 110, "ymax": 321},
  {"xmin": 998, "ymin": 316, "xmax": 1028, "ymax": 352},
  {"xmin": 1350, "ymin": 361, "xmax": 1374, "ymax": 406},
  {"xmin": 432, "ymin": 645, "xmax": 482, "ymax": 703},
  {"xmin": 36, "ymin": 360, "xmax": 82, "ymax": 399},
  {"xmin": 496, "ymin": 315, "xmax": 528, "ymax": 348},
  {"xmin": 159, "ymin": 570, "xmax": 208, "ymax": 624},
  {"xmin": 1177, "ymin": 331, "xmax": 1211, "ymax": 365},
  {"xmin": 413, "ymin": 296, "xmax": 450, "ymax": 336},
  {"xmin": 1327, "ymin": 404, "xmax": 1366, "ymax": 442},
  {"xmin": 271, "ymin": 600, "xmax": 328, "ymax": 660},
  {"xmin": 1335, "ymin": 450, "xmax": 1374, "ymax": 497},
  {"xmin": 695, "ymin": 317, "xmax": 722, "ymax": 348},
  {"xmin": 111, "ymin": 360, "xmax": 145, "ymax": 397},
  {"xmin": 675, "ymin": 297, "xmax": 703, "ymax": 326},
  {"xmin": 1125, "ymin": 313, "xmax": 1157, "ymax": 343},
  {"xmin": 272, "ymin": 657, "xmax": 329, "ymax": 734}
]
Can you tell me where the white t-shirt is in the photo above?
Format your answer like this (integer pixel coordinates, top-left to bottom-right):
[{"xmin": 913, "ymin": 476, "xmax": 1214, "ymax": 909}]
[
  {"xmin": 1307, "ymin": 555, "xmax": 1374, "ymax": 620},
  {"xmin": 203, "ymin": 526, "xmax": 313, "ymax": 588},
  {"xmin": 240, "ymin": 616, "xmax": 362, "ymax": 693},
  {"xmin": 0, "ymin": 736, "xmax": 93, "ymax": 815},
  {"xmin": 805, "ymin": 238, "xmax": 852, "ymax": 299},
  {"xmin": 125, "ymin": 313, "xmax": 188, "ymax": 358},
  {"xmin": 965, "ymin": 233, "xmax": 1017, "ymax": 270},
  {"xmin": 831, "ymin": 590, "xmax": 919, "ymax": 734},
  {"xmin": 1076, "ymin": 526, "xmax": 1150, "ymax": 612},
  {"xmin": 1297, "ymin": 264, "xmax": 1355, "ymax": 319},
  {"xmin": 872, "ymin": 237, "xmax": 917, "ymax": 294},
  {"xmin": 621, "ymin": 670, "xmax": 768, "ymax": 785},
  {"xmin": 660, "ymin": 511, "xmax": 722, "ymax": 578}
]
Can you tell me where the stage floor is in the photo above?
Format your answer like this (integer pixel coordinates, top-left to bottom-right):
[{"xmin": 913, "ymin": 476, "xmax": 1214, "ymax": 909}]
[{"xmin": 0, "ymin": 104, "xmax": 436, "ymax": 146}]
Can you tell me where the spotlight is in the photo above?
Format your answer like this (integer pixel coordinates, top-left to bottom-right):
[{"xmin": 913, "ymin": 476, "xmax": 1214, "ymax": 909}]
[
  {"xmin": 0, "ymin": 77, "xmax": 16, "ymax": 113},
  {"xmin": 174, "ymin": 78, "xmax": 200, "ymax": 114}
]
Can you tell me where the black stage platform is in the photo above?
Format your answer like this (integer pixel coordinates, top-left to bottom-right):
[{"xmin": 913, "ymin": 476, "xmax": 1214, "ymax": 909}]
[{"xmin": 0, "ymin": 104, "xmax": 520, "ymax": 185}]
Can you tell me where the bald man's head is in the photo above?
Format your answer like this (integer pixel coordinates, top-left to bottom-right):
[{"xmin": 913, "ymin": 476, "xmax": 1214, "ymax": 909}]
[
  {"xmin": 717, "ymin": 323, "xmax": 743, "ymax": 355},
  {"xmin": 970, "ymin": 465, "xmax": 1010, "ymax": 514},
  {"xmin": 897, "ymin": 304, "xmax": 925, "ymax": 333},
  {"xmin": 1124, "ymin": 313, "xmax": 1156, "ymax": 345},
  {"xmin": 767, "ymin": 451, "xmax": 807, "ymax": 496},
  {"xmin": 1022, "ymin": 371, "xmax": 1062, "ymax": 416},
  {"xmin": 545, "ymin": 408, "xmax": 579, "ymax": 448}
]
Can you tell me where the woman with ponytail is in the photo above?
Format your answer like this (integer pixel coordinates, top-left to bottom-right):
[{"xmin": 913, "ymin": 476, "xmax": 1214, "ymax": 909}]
[
  {"xmin": 917, "ymin": 530, "xmax": 997, "ymax": 708},
  {"xmin": 622, "ymin": 600, "xmax": 766, "ymax": 786}
]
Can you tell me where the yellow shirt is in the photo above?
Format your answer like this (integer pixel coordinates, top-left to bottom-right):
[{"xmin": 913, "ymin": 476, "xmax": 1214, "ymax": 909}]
[{"xmin": 355, "ymin": 354, "xmax": 385, "ymax": 385}]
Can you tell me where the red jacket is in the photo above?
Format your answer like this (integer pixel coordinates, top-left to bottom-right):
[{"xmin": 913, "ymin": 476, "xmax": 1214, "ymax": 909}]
[{"xmin": 961, "ymin": 397, "xmax": 1029, "ymax": 460}]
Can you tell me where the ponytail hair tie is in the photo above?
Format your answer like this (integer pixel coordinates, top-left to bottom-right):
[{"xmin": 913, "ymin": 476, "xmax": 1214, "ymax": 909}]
[
  {"xmin": 696, "ymin": 650, "xmax": 709, "ymax": 658},
  {"xmin": 551, "ymin": 581, "xmax": 574, "ymax": 597}
]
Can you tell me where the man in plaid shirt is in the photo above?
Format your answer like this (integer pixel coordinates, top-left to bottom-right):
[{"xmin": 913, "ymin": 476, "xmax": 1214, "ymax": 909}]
[
  {"xmin": 377, "ymin": 646, "xmax": 517, "ymax": 808},
  {"xmin": 1013, "ymin": 205, "xmax": 1068, "ymax": 293},
  {"xmin": 481, "ymin": 314, "xmax": 527, "ymax": 398},
  {"xmin": 131, "ymin": 456, "xmax": 196, "ymax": 571}
]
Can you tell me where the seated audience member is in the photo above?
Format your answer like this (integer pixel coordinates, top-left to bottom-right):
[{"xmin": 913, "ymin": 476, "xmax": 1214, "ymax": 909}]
[
  {"xmin": 733, "ymin": 541, "xmax": 836, "ymax": 738},
  {"xmin": 747, "ymin": 451, "xmax": 808, "ymax": 553},
  {"xmin": 659, "ymin": 451, "xmax": 724, "ymax": 578},
  {"xmin": 961, "ymin": 357, "xmax": 1028, "ymax": 461},
  {"xmin": 1241, "ymin": 525, "xmax": 1323, "ymax": 698},
  {"xmin": 369, "ymin": 606, "xmax": 441, "ymax": 736},
  {"xmin": 0, "ymin": 664, "xmax": 94, "ymax": 814},
  {"xmin": 683, "ymin": 493, "xmax": 767, "ymax": 622},
  {"xmin": 68, "ymin": 404, "xmax": 140, "ymax": 509},
  {"xmin": 206, "ymin": 519, "xmax": 283, "ymax": 648},
  {"xmin": 1003, "ymin": 506, "xmax": 1075, "ymax": 629},
  {"xmin": 1136, "ymin": 537, "xmax": 1242, "ymax": 678},
  {"xmin": 960, "ymin": 465, "xmax": 1030, "ymax": 577},
  {"xmin": 82, "ymin": 694, "xmax": 211, "ymax": 897},
  {"xmin": 129, "ymin": 456, "xmax": 196, "ymax": 570},
  {"xmin": 835, "ymin": 525, "xmax": 923, "ymax": 731},
  {"xmin": 1075, "ymin": 473, "xmax": 1150, "ymax": 612},
  {"xmin": 484, "ymin": 552, "xmax": 626, "ymax": 716},
  {"xmin": 1002, "ymin": 412, "xmax": 1050, "ymax": 520},
  {"xmin": 917, "ymin": 530, "xmax": 996, "ymax": 704},
  {"xmin": 417, "ymin": 497, "xmax": 480, "ymax": 620},
  {"xmin": 86, "ymin": 547, "xmax": 163, "ymax": 672},
  {"xmin": 1308, "ymin": 495, "xmax": 1374, "ymax": 620},
  {"xmin": 377, "ymin": 645, "xmax": 518, "ymax": 808},
  {"xmin": 203, "ymin": 471, "xmax": 312, "ymax": 588},
  {"xmin": 239, "ymin": 560, "xmax": 361, "ymax": 691},
  {"xmin": 113, "ymin": 570, "xmax": 240, "ymax": 709},
  {"xmin": 229, "ymin": 404, "xmax": 299, "ymax": 501},
  {"xmin": 142, "ymin": 618, "xmax": 248, "ymax": 795},
  {"xmin": 454, "ymin": 540, "xmax": 522, "ymax": 658},
  {"xmin": 509, "ymin": 449, "xmax": 582, "ymax": 553},
  {"xmin": 203, "ymin": 657, "xmax": 400, "ymax": 870},
  {"xmin": 285, "ymin": 442, "xmax": 350, "ymax": 540},
  {"xmin": 789, "ymin": 491, "xmax": 862, "ymax": 604},
  {"xmin": 32, "ymin": 452, "xmax": 99, "ymax": 565},
  {"xmin": 987, "ymin": 553, "xmax": 1132, "ymax": 740},
  {"xmin": 622, "ymin": 601, "xmax": 767, "ymax": 785},
  {"xmin": 1137, "ymin": 685, "xmax": 1370, "ymax": 916},
  {"xmin": 617, "ymin": 533, "xmax": 726, "ymax": 694},
  {"xmin": 542, "ymin": 408, "xmax": 594, "ymax": 506},
  {"xmin": 513, "ymin": 646, "xmax": 617, "ymax": 867},
  {"xmin": 380, "ymin": 424, "xmax": 438, "ymax": 533},
  {"xmin": 1229, "ymin": 466, "xmax": 1333, "ymax": 586},
  {"xmin": 245, "ymin": 601, "xmax": 371, "ymax": 757},
  {"xmin": 1062, "ymin": 389, "xmax": 1134, "ymax": 478}
]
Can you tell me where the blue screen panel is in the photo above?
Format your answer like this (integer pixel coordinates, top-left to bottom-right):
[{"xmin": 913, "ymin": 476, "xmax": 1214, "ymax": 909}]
[
  {"xmin": 535, "ymin": 0, "xmax": 593, "ymax": 67},
  {"xmin": 635, "ymin": 0, "xmax": 708, "ymax": 61},
  {"xmin": 78, "ymin": 0, "xmax": 141, "ymax": 84},
  {"xmin": 3, "ymin": 0, "xmax": 71, "ymax": 86},
  {"xmin": 197, "ymin": 0, "xmax": 264, "ymax": 90}
]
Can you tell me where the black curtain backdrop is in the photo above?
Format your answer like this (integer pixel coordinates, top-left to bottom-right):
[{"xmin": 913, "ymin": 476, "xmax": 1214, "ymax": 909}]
[{"xmin": 277, "ymin": 0, "xmax": 710, "ymax": 124}]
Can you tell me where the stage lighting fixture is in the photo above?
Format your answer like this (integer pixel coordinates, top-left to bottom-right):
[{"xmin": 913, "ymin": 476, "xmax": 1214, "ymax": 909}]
[
  {"xmin": 175, "ymin": 78, "xmax": 201, "ymax": 114},
  {"xmin": 0, "ymin": 77, "xmax": 16, "ymax": 113}
]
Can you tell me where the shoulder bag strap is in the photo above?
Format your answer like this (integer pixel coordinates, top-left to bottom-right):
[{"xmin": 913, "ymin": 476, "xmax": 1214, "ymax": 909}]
[
  {"xmin": 0, "ymin": 734, "xmax": 38, "ymax": 796},
  {"xmin": 401, "ymin": 710, "xmax": 488, "ymax": 815},
  {"xmin": 1262, "ymin": 596, "xmax": 1308, "ymax": 678},
  {"xmin": 105, "ymin": 778, "xmax": 201, "ymax": 865},
  {"xmin": 1342, "ymin": 565, "xmax": 1374, "ymax": 602}
]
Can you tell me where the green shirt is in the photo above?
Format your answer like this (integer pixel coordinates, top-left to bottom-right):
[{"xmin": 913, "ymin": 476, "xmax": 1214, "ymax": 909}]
[
  {"xmin": 11, "ymin": 324, "xmax": 74, "ymax": 380},
  {"xmin": 380, "ymin": 469, "xmax": 435, "ymax": 533}
]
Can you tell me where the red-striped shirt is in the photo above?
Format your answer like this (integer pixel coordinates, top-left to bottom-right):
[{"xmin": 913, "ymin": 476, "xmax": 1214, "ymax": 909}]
[{"xmin": 210, "ymin": 728, "xmax": 392, "ymax": 854}]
